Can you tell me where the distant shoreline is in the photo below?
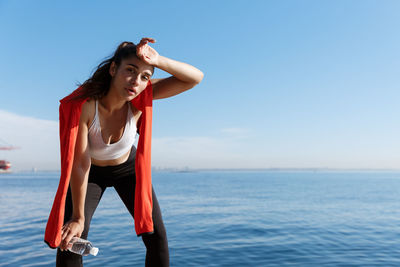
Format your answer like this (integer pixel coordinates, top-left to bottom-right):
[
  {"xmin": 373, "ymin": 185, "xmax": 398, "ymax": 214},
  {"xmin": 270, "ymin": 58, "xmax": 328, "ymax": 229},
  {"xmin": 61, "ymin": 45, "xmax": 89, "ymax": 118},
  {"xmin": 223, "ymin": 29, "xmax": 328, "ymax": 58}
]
[
  {"xmin": 6, "ymin": 168, "xmax": 400, "ymax": 174},
  {"xmin": 153, "ymin": 168, "xmax": 400, "ymax": 173}
]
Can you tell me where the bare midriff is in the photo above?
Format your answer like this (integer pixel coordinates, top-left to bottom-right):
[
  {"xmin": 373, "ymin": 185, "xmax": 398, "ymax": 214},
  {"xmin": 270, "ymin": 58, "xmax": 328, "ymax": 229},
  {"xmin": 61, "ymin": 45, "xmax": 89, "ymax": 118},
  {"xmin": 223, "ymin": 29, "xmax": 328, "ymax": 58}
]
[{"xmin": 90, "ymin": 149, "xmax": 131, "ymax": 167}]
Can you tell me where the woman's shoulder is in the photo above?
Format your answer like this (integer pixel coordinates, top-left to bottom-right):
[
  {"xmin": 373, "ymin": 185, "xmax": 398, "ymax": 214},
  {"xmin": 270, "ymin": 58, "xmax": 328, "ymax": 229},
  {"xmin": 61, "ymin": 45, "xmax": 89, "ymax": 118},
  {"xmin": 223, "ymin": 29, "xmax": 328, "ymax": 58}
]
[
  {"xmin": 80, "ymin": 99, "xmax": 96, "ymax": 126},
  {"xmin": 129, "ymin": 102, "xmax": 142, "ymax": 122}
]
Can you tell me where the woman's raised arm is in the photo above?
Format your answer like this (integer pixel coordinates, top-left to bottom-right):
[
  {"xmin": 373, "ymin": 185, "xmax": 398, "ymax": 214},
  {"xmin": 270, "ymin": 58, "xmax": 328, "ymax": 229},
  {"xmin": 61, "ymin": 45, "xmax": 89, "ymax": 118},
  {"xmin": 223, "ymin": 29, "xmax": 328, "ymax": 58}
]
[{"xmin": 136, "ymin": 38, "xmax": 204, "ymax": 100}]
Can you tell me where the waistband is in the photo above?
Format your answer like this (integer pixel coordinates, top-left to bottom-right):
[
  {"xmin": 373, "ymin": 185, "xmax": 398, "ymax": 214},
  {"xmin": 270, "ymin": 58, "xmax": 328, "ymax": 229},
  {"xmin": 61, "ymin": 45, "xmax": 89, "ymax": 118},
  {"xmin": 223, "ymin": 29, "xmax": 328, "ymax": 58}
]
[{"xmin": 89, "ymin": 146, "xmax": 136, "ymax": 181}]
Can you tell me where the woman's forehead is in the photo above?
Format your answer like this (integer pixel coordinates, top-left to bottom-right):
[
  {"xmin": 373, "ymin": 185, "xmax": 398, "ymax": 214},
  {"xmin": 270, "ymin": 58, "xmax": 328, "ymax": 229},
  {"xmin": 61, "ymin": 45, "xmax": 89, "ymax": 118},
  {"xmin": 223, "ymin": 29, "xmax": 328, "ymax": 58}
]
[{"xmin": 122, "ymin": 57, "xmax": 153, "ymax": 73}]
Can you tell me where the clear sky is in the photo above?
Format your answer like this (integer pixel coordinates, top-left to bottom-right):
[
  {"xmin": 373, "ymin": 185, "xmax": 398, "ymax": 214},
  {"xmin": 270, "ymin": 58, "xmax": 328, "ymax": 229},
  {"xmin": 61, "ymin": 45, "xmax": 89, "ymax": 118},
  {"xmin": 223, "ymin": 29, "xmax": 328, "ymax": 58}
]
[{"xmin": 1, "ymin": 0, "xmax": 399, "ymax": 170}]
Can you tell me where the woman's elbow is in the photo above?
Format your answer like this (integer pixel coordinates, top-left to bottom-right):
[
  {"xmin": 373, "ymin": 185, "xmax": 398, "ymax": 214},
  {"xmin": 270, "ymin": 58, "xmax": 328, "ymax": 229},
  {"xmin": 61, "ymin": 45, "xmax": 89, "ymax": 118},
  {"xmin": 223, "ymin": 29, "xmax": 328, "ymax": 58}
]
[
  {"xmin": 196, "ymin": 70, "xmax": 204, "ymax": 84},
  {"xmin": 190, "ymin": 71, "xmax": 204, "ymax": 87},
  {"xmin": 72, "ymin": 155, "xmax": 91, "ymax": 175}
]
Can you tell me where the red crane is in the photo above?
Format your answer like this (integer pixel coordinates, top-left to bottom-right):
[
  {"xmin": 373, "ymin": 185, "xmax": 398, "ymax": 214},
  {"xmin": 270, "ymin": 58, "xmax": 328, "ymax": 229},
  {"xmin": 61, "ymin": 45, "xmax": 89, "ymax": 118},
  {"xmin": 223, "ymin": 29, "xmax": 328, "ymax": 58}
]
[
  {"xmin": 0, "ymin": 146, "xmax": 17, "ymax": 150},
  {"xmin": 0, "ymin": 139, "xmax": 19, "ymax": 172}
]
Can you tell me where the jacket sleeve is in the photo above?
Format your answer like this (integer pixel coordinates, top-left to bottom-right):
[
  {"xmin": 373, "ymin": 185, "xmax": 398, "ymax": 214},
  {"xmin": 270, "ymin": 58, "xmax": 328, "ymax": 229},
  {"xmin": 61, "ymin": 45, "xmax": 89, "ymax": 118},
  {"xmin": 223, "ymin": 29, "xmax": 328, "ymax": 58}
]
[{"xmin": 44, "ymin": 98, "xmax": 83, "ymax": 248}]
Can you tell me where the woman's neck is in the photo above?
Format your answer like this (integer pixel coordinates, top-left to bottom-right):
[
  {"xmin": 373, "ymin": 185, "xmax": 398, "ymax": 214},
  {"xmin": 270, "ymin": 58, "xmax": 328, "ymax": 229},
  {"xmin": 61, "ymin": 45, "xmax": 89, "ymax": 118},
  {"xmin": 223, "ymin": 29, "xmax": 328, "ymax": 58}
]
[{"xmin": 99, "ymin": 92, "xmax": 127, "ymax": 113}]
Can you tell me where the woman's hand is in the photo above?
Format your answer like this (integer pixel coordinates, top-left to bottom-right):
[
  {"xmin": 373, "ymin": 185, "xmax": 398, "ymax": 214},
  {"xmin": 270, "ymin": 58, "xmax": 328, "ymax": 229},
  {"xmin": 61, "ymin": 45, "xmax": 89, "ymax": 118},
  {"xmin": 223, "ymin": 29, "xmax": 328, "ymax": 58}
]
[
  {"xmin": 136, "ymin": 37, "xmax": 160, "ymax": 66},
  {"xmin": 59, "ymin": 219, "xmax": 84, "ymax": 251}
]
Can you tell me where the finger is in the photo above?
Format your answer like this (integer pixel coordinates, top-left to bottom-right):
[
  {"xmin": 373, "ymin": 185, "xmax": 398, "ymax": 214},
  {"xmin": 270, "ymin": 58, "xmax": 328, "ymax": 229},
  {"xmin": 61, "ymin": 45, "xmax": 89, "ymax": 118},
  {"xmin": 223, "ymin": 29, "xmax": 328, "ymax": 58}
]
[
  {"xmin": 137, "ymin": 45, "xmax": 145, "ymax": 53},
  {"xmin": 61, "ymin": 228, "xmax": 69, "ymax": 240},
  {"xmin": 141, "ymin": 37, "xmax": 156, "ymax": 43},
  {"xmin": 139, "ymin": 39, "xmax": 148, "ymax": 46},
  {"xmin": 138, "ymin": 41, "xmax": 148, "ymax": 49},
  {"xmin": 61, "ymin": 222, "xmax": 70, "ymax": 231},
  {"xmin": 137, "ymin": 40, "xmax": 145, "ymax": 48},
  {"xmin": 137, "ymin": 47, "xmax": 147, "ymax": 58},
  {"xmin": 136, "ymin": 44, "xmax": 146, "ymax": 55},
  {"xmin": 63, "ymin": 232, "xmax": 75, "ymax": 250},
  {"xmin": 60, "ymin": 239, "xmax": 67, "ymax": 250},
  {"xmin": 139, "ymin": 38, "xmax": 155, "ymax": 46},
  {"xmin": 61, "ymin": 224, "xmax": 72, "ymax": 239},
  {"xmin": 136, "ymin": 47, "xmax": 145, "ymax": 58}
]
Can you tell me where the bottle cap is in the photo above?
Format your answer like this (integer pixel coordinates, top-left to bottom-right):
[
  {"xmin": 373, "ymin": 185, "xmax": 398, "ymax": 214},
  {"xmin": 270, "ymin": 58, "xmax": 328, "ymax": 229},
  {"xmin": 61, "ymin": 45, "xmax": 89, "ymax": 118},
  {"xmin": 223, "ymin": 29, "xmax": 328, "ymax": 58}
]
[{"xmin": 90, "ymin": 247, "xmax": 99, "ymax": 256}]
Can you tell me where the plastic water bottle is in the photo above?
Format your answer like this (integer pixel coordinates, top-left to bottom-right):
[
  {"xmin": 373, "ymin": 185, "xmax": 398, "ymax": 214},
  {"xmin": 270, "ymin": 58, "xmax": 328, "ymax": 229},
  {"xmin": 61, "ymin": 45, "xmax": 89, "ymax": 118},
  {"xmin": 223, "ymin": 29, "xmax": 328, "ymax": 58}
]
[{"xmin": 68, "ymin": 237, "xmax": 99, "ymax": 256}]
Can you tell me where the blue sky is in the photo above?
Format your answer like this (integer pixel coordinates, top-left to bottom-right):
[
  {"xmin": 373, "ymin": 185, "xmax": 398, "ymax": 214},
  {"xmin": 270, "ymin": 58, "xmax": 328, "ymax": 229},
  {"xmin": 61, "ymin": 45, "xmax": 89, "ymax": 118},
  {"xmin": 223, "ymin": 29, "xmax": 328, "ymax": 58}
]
[{"xmin": 1, "ymin": 0, "xmax": 399, "ymax": 170}]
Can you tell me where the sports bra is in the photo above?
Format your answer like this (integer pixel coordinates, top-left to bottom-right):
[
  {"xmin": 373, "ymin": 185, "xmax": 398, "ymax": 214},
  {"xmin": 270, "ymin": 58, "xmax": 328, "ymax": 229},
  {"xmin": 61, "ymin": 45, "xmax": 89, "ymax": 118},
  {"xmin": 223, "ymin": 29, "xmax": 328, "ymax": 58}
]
[{"xmin": 88, "ymin": 101, "xmax": 137, "ymax": 160}]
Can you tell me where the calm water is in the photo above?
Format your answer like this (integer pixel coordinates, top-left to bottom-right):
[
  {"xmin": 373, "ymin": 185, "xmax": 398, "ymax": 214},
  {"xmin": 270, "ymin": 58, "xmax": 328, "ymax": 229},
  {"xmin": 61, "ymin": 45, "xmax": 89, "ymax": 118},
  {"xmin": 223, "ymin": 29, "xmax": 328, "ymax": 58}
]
[{"xmin": 1, "ymin": 170, "xmax": 400, "ymax": 266}]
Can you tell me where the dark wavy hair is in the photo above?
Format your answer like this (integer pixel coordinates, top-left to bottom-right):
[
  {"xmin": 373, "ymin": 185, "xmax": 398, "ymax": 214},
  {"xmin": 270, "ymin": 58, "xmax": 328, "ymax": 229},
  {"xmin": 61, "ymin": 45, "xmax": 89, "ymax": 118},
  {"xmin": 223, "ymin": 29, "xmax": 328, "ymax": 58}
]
[{"xmin": 76, "ymin": 41, "xmax": 138, "ymax": 100}]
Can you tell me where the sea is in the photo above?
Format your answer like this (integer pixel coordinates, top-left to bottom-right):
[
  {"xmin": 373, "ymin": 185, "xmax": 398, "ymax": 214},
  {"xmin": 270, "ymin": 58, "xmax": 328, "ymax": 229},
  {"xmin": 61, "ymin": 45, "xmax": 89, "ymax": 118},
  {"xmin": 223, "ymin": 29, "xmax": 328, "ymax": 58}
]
[{"xmin": 1, "ymin": 170, "xmax": 400, "ymax": 266}]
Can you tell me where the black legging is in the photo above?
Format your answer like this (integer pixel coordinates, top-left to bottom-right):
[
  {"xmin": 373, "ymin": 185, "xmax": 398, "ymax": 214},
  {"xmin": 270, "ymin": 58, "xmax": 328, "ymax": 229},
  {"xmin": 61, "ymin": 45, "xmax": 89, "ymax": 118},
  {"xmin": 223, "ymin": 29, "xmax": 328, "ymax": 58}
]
[{"xmin": 56, "ymin": 147, "xmax": 169, "ymax": 267}]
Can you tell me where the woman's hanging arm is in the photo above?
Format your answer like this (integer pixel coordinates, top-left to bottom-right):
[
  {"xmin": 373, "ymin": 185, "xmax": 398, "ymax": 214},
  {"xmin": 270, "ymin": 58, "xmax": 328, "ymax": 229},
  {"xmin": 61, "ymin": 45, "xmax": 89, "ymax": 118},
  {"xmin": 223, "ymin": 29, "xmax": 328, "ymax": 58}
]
[{"xmin": 59, "ymin": 102, "xmax": 92, "ymax": 250}]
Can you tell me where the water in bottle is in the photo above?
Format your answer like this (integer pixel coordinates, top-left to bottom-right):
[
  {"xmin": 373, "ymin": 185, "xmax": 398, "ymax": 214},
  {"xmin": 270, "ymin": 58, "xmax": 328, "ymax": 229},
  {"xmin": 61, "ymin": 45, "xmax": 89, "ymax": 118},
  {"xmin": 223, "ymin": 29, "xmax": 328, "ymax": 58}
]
[{"xmin": 68, "ymin": 237, "xmax": 99, "ymax": 256}]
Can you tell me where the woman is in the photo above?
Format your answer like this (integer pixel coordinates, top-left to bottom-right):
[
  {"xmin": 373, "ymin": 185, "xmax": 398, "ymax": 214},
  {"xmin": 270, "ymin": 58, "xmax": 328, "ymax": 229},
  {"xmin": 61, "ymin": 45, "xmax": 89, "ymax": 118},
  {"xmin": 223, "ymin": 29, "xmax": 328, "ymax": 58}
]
[{"xmin": 44, "ymin": 37, "xmax": 203, "ymax": 266}]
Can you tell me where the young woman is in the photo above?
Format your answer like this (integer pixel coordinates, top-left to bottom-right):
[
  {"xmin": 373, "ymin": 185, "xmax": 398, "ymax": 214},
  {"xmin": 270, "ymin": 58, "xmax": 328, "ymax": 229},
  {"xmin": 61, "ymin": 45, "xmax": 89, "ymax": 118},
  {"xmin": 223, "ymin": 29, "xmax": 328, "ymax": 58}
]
[{"xmin": 44, "ymin": 38, "xmax": 203, "ymax": 267}]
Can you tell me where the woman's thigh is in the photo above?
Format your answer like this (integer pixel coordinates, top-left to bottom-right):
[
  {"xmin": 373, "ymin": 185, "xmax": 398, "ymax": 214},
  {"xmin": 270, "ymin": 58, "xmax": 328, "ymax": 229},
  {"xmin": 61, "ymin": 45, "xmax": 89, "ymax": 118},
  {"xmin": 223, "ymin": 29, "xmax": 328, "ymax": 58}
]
[
  {"xmin": 113, "ymin": 176, "xmax": 167, "ymax": 239},
  {"xmin": 63, "ymin": 182, "xmax": 105, "ymax": 237}
]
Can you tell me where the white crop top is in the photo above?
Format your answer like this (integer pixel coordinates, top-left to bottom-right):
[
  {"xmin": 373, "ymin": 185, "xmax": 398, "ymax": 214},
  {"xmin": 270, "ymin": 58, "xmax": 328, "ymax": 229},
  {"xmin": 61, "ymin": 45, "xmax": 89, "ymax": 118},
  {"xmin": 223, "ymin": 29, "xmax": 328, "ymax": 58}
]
[{"xmin": 88, "ymin": 101, "xmax": 137, "ymax": 160}]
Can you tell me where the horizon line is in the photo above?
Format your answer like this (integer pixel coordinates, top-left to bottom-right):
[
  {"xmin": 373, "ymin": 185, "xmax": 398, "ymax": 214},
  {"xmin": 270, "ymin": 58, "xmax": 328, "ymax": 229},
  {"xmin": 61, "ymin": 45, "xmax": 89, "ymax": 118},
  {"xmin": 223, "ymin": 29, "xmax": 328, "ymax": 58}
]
[{"xmin": 6, "ymin": 167, "xmax": 400, "ymax": 173}]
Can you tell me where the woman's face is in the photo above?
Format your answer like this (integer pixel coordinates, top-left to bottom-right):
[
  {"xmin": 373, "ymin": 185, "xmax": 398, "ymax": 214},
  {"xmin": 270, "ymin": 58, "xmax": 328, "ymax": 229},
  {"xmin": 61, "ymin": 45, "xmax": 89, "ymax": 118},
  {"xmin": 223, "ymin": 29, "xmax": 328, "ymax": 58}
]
[{"xmin": 109, "ymin": 56, "xmax": 154, "ymax": 100}]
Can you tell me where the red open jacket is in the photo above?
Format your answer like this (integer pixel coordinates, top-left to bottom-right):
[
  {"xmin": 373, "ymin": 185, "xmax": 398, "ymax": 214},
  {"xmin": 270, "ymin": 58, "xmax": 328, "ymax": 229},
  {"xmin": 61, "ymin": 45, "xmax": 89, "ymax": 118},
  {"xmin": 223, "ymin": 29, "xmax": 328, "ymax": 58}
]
[{"xmin": 44, "ymin": 82, "xmax": 154, "ymax": 249}]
